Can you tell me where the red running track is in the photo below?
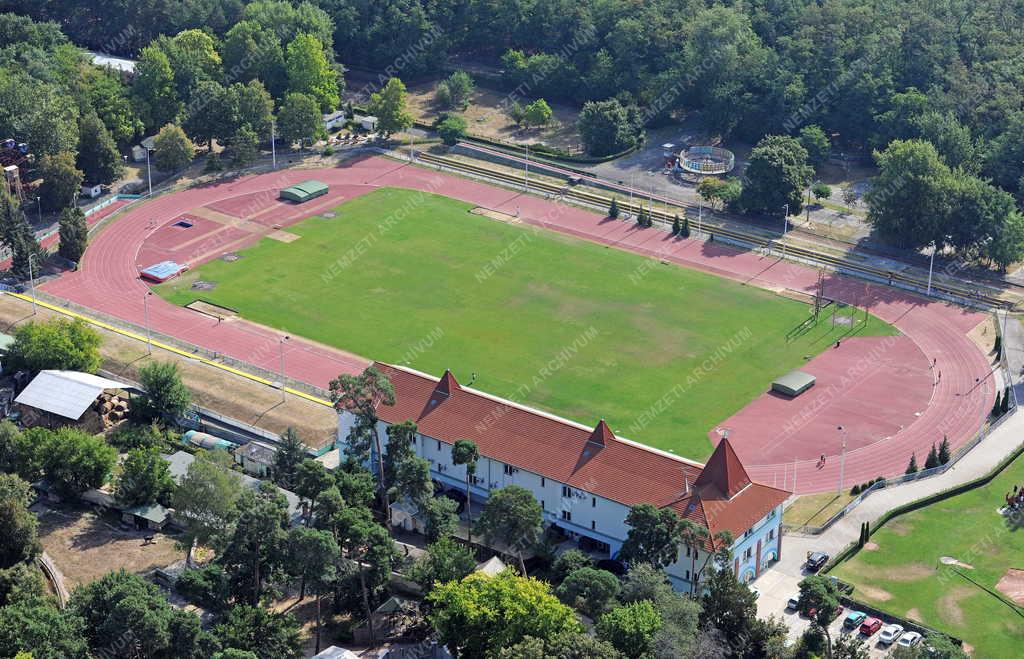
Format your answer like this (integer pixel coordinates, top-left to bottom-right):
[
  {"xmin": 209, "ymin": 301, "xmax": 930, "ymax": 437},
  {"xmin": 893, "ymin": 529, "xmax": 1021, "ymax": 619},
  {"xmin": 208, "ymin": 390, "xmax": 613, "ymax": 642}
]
[{"xmin": 42, "ymin": 155, "xmax": 993, "ymax": 494}]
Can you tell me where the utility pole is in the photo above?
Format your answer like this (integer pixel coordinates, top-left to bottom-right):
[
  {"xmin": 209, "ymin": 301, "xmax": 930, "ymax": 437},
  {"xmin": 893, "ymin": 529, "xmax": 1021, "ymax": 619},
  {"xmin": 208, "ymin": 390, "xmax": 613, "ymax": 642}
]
[{"xmin": 524, "ymin": 143, "xmax": 530, "ymax": 192}]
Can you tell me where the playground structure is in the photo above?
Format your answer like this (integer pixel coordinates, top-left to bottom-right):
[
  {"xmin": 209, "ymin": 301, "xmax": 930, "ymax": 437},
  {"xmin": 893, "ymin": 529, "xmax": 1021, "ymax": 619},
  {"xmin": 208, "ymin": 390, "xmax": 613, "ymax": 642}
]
[
  {"xmin": 0, "ymin": 139, "xmax": 32, "ymax": 201},
  {"xmin": 678, "ymin": 145, "xmax": 735, "ymax": 175}
]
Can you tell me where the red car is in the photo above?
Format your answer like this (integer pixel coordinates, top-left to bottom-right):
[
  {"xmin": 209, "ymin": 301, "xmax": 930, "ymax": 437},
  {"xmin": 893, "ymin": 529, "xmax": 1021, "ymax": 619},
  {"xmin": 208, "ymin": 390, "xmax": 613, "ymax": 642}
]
[{"xmin": 859, "ymin": 617, "xmax": 883, "ymax": 636}]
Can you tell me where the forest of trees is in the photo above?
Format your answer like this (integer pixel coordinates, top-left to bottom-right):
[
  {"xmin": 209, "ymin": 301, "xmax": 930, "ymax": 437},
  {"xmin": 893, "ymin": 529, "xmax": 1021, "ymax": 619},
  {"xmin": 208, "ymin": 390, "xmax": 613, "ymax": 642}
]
[{"xmin": 3, "ymin": 0, "xmax": 1024, "ymax": 261}]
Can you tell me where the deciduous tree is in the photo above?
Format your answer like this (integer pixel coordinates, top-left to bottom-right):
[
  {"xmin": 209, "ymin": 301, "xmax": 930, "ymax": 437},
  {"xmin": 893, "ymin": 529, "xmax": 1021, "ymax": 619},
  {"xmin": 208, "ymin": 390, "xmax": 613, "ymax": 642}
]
[
  {"xmin": 152, "ymin": 123, "xmax": 195, "ymax": 171},
  {"xmin": 138, "ymin": 361, "xmax": 192, "ymax": 420},
  {"xmin": 368, "ymin": 78, "xmax": 413, "ymax": 137},
  {"xmin": 474, "ymin": 485, "xmax": 542, "ymax": 574},
  {"xmin": 76, "ymin": 112, "xmax": 124, "ymax": 185}
]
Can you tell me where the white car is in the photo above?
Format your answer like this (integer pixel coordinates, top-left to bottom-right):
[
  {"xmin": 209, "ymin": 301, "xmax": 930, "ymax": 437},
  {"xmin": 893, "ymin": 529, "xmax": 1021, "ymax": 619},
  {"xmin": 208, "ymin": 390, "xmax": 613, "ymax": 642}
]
[
  {"xmin": 879, "ymin": 623, "xmax": 905, "ymax": 644},
  {"xmin": 786, "ymin": 596, "xmax": 800, "ymax": 610},
  {"xmin": 897, "ymin": 631, "xmax": 923, "ymax": 648}
]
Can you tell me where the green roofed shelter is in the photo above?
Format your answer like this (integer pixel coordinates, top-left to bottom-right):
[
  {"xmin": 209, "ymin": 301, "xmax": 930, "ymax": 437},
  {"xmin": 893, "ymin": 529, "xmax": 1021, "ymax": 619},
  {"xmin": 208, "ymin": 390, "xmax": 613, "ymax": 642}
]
[
  {"xmin": 280, "ymin": 180, "xmax": 329, "ymax": 203},
  {"xmin": 771, "ymin": 370, "xmax": 816, "ymax": 397}
]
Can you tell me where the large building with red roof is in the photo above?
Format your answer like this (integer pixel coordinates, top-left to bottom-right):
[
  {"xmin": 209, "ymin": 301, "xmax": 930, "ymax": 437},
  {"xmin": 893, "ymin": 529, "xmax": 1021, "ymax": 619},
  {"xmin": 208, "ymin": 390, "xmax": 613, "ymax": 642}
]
[{"xmin": 336, "ymin": 362, "xmax": 790, "ymax": 590}]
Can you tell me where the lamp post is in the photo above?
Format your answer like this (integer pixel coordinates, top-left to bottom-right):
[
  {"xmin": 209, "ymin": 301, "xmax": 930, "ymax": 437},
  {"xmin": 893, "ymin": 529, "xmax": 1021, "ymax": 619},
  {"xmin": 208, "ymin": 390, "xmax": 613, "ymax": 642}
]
[
  {"xmin": 628, "ymin": 172, "xmax": 634, "ymax": 218},
  {"xmin": 698, "ymin": 197, "xmax": 703, "ymax": 236},
  {"xmin": 837, "ymin": 425, "xmax": 848, "ymax": 493},
  {"xmin": 145, "ymin": 147, "xmax": 153, "ymax": 197},
  {"xmin": 524, "ymin": 143, "xmax": 530, "ymax": 192},
  {"xmin": 781, "ymin": 204, "xmax": 790, "ymax": 258},
  {"xmin": 143, "ymin": 291, "xmax": 153, "ymax": 355},
  {"xmin": 27, "ymin": 253, "xmax": 36, "ymax": 315},
  {"xmin": 271, "ymin": 120, "xmax": 277, "ymax": 170},
  {"xmin": 34, "ymin": 196, "xmax": 42, "ymax": 224},
  {"xmin": 279, "ymin": 335, "xmax": 290, "ymax": 401},
  {"xmin": 927, "ymin": 241, "xmax": 936, "ymax": 296}
]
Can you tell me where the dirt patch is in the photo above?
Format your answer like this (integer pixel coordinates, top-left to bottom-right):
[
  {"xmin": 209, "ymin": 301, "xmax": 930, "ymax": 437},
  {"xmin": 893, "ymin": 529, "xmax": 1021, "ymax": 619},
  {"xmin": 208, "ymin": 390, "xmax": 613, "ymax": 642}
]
[
  {"xmin": 856, "ymin": 584, "xmax": 893, "ymax": 601},
  {"xmin": 996, "ymin": 568, "xmax": 1024, "ymax": 604},
  {"xmin": 967, "ymin": 315, "xmax": 997, "ymax": 358},
  {"xmin": 402, "ymin": 81, "xmax": 583, "ymax": 151},
  {"xmin": 886, "ymin": 520, "xmax": 912, "ymax": 536},
  {"xmin": 863, "ymin": 542, "xmax": 879, "ymax": 551},
  {"xmin": 937, "ymin": 586, "xmax": 973, "ymax": 626},
  {"xmin": 36, "ymin": 504, "xmax": 185, "ymax": 588},
  {"xmin": 881, "ymin": 563, "xmax": 933, "ymax": 582},
  {"xmin": 268, "ymin": 230, "xmax": 300, "ymax": 243},
  {"xmin": 0, "ymin": 294, "xmax": 339, "ymax": 449},
  {"xmin": 191, "ymin": 280, "xmax": 217, "ymax": 291},
  {"xmin": 471, "ymin": 206, "xmax": 520, "ymax": 224},
  {"xmin": 221, "ymin": 252, "xmax": 240, "ymax": 262},
  {"xmin": 905, "ymin": 608, "xmax": 923, "ymax": 622},
  {"xmin": 186, "ymin": 299, "xmax": 237, "ymax": 319}
]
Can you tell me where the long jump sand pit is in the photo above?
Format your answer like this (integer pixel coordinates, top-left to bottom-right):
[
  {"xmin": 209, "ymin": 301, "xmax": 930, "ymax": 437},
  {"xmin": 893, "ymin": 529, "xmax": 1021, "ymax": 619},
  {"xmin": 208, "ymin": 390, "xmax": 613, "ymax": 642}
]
[{"xmin": 996, "ymin": 568, "xmax": 1024, "ymax": 604}]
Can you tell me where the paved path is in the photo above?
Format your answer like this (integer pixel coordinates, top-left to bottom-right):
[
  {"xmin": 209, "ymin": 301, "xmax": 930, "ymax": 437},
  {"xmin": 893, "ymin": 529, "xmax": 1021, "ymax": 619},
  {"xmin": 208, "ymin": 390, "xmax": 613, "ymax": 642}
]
[
  {"xmin": 41, "ymin": 154, "xmax": 992, "ymax": 493},
  {"xmin": 755, "ymin": 405, "xmax": 1024, "ymax": 643}
]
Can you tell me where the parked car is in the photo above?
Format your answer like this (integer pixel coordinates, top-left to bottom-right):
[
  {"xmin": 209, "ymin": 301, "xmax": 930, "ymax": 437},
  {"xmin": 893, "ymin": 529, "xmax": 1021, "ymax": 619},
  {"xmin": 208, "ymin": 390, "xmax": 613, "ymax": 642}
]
[
  {"xmin": 805, "ymin": 551, "xmax": 830, "ymax": 572},
  {"xmin": 808, "ymin": 605, "xmax": 843, "ymax": 621},
  {"xmin": 843, "ymin": 611, "xmax": 867, "ymax": 630},
  {"xmin": 897, "ymin": 631, "xmax": 923, "ymax": 648},
  {"xmin": 859, "ymin": 617, "xmax": 883, "ymax": 636},
  {"xmin": 879, "ymin": 624, "xmax": 905, "ymax": 644},
  {"xmin": 786, "ymin": 595, "xmax": 801, "ymax": 610}
]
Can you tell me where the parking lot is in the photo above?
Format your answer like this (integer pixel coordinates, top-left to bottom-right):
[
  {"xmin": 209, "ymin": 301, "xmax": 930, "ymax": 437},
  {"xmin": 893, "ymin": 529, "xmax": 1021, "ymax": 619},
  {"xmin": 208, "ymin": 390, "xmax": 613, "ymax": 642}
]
[{"xmin": 753, "ymin": 538, "xmax": 916, "ymax": 657}]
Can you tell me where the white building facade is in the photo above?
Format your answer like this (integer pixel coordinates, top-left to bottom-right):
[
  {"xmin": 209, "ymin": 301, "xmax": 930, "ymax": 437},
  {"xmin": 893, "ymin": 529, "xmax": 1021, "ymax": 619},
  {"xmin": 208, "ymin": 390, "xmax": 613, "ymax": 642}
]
[{"xmin": 337, "ymin": 363, "xmax": 788, "ymax": 592}]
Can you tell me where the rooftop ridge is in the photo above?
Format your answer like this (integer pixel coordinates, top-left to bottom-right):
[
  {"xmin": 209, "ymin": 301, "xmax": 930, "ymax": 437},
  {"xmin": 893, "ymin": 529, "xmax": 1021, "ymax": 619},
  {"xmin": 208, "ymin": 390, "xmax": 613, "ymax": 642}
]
[{"xmin": 381, "ymin": 362, "xmax": 706, "ymax": 469}]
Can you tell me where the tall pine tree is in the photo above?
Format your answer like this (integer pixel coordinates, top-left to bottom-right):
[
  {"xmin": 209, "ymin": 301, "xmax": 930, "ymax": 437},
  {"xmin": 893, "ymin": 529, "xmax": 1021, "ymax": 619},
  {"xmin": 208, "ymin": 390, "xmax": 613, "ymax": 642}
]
[
  {"xmin": 58, "ymin": 207, "xmax": 88, "ymax": 263},
  {"xmin": 0, "ymin": 191, "xmax": 41, "ymax": 280}
]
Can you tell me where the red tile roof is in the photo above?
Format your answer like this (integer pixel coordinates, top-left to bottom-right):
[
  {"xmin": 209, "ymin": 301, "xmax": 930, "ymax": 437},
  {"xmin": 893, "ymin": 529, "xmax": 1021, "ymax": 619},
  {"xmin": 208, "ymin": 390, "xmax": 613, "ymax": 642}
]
[
  {"xmin": 369, "ymin": 363, "xmax": 789, "ymax": 536},
  {"xmin": 694, "ymin": 437, "xmax": 752, "ymax": 499}
]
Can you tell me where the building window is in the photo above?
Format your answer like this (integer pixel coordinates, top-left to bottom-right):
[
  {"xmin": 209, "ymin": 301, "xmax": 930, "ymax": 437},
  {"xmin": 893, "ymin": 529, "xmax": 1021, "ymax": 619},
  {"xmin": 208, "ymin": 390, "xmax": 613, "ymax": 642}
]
[
  {"xmin": 541, "ymin": 500, "xmax": 545, "ymax": 510},
  {"xmin": 436, "ymin": 440, "xmax": 441, "ymax": 451},
  {"xmin": 541, "ymin": 477, "xmax": 545, "ymax": 487},
  {"xmin": 561, "ymin": 485, "xmax": 571, "ymax": 498},
  {"xmin": 744, "ymin": 547, "xmax": 752, "ymax": 560},
  {"xmin": 768, "ymin": 529, "xmax": 775, "ymax": 541},
  {"xmin": 768, "ymin": 509, "xmax": 776, "ymax": 519},
  {"xmin": 591, "ymin": 520, "xmax": 596, "ymax": 530},
  {"xmin": 503, "ymin": 464, "xmax": 517, "ymax": 475},
  {"xmin": 591, "ymin": 496, "xmax": 596, "ymax": 508},
  {"xmin": 561, "ymin": 510, "xmax": 572, "ymax": 522},
  {"xmin": 685, "ymin": 546, "xmax": 691, "ymax": 558},
  {"xmin": 685, "ymin": 570, "xmax": 690, "ymax": 580},
  {"xmin": 744, "ymin": 529, "xmax": 752, "ymax": 539}
]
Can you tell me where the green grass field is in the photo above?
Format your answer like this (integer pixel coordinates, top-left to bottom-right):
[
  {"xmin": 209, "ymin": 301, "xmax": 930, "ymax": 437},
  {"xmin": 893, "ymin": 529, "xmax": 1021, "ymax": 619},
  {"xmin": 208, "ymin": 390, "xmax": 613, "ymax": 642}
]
[
  {"xmin": 158, "ymin": 188, "xmax": 894, "ymax": 459},
  {"xmin": 832, "ymin": 455, "xmax": 1024, "ymax": 658}
]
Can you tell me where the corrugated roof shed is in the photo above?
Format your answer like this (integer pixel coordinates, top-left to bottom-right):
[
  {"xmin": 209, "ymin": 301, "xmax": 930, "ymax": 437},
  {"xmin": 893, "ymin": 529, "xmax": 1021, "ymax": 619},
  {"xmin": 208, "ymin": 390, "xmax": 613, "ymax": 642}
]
[{"xmin": 15, "ymin": 370, "xmax": 129, "ymax": 420}]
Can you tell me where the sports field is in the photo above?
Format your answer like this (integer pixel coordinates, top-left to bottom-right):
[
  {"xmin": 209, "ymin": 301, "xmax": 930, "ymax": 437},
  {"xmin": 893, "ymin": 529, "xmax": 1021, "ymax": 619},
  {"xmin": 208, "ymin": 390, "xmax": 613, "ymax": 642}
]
[
  {"xmin": 832, "ymin": 454, "xmax": 1024, "ymax": 658},
  {"xmin": 156, "ymin": 187, "xmax": 895, "ymax": 459}
]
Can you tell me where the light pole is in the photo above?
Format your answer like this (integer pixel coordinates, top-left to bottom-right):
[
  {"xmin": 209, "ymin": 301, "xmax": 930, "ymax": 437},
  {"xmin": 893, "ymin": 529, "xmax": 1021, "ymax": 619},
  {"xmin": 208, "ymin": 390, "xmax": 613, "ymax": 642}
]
[
  {"xmin": 837, "ymin": 425, "xmax": 848, "ymax": 493},
  {"xmin": 143, "ymin": 291, "xmax": 153, "ymax": 355},
  {"xmin": 781, "ymin": 204, "xmax": 790, "ymax": 258},
  {"xmin": 34, "ymin": 196, "xmax": 42, "ymax": 224},
  {"xmin": 27, "ymin": 253, "xmax": 37, "ymax": 315},
  {"xmin": 628, "ymin": 172, "xmax": 634, "ymax": 218},
  {"xmin": 698, "ymin": 197, "xmax": 703, "ymax": 236},
  {"xmin": 271, "ymin": 120, "xmax": 277, "ymax": 170},
  {"xmin": 279, "ymin": 335, "xmax": 290, "ymax": 402},
  {"xmin": 927, "ymin": 241, "xmax": 936, "ymax": 296},
  {"xmin": 524, "ymin": 143, "xmax": 530, "ymax": 192},
  {"xmin": 145, "ymin": 147, "xmax": 153, "ymax": 196}
]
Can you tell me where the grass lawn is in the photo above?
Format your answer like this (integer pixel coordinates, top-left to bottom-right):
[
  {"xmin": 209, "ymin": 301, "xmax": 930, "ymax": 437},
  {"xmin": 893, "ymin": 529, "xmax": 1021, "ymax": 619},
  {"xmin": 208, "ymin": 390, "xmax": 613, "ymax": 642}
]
[
  {"xmin": 831, "ymin": 455, "xmax": 1024, "ymax": 658},
  {"xmin": 783, "ymin": 492, "xmax": 855, "ymax": 528},
  {"xmin": 157, "ymin": 188, "xmax": 894, "ymax": 460}
]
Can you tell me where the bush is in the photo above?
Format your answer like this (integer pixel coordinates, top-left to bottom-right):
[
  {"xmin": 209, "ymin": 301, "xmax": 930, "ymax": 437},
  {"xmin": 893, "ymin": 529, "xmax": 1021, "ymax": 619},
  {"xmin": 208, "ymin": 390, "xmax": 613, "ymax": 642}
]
[
  {"xmin": 850, "ymin": 484, "xmax": 861, "ymax": 495},
  {"xmin": 137, "ymin": 361, "xmax": 191, "ymax": 421},
  {"xmin": 176, "ymin": 565, "xmax": 231, "ymax": 611},
  {"xmin": 437, "ymin": 114, "xmax": 468, "ymax": 146},
  {"xmin": 108, "ymin": 421, "xmax": 177, "ymax": 450},
  {"xmin": 322, "ymin": 146, "xmax": 334, "ymax": 156}
]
